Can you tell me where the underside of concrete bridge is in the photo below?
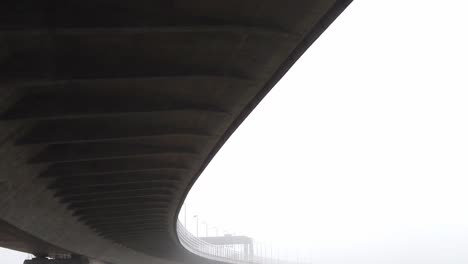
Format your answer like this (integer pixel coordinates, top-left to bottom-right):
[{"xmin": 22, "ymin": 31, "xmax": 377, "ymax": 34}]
[{"xmin": 0, "ymin": 1, "xmax": 351, "ymax": 263}]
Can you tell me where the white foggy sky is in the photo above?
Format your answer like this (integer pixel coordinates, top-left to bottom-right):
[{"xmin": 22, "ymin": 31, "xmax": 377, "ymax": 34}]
[
  {"xmin": 185, "ymin": 0, "xmax": 468, "ymax": 263},
  {"xmin": 3, "ymin": 0, "xmax": 468, "ymax": 263}
]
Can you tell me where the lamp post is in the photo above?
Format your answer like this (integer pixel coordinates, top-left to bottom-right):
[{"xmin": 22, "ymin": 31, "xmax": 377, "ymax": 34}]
[
  {"xmin": 184, "ymin": 203, "xmax": 187, "ymax": 227},
  {"xmin": 202, "ymin": 221, "xmax": 209, "ymax": 237},
  {"xmin": 193, "ymin": 215, "xmax": 199, "ymax": 237},
  {"xmin": 211, "ymin": 226, "xmax": 218, "ymax": 236}
]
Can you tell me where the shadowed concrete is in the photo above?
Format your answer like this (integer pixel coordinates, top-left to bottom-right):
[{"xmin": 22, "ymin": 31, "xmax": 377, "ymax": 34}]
[{"xmin": 0, "ymin": 1, "xmax": 352, "ymax": 264}]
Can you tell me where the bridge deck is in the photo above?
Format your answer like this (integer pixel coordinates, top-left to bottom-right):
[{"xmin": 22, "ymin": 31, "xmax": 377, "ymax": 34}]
[{"xmin": 0, "ymin": 1, "xmax": 351, "ymax": 264}]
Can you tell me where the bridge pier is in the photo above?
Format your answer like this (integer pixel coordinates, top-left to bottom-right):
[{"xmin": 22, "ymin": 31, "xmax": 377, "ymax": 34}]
[{"xmin": 243, "ymin": 243, "xmax": 254, "ymax": 261}]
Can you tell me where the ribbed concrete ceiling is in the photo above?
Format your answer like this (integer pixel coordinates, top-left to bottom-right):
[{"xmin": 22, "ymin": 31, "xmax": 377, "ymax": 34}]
[{"xmin": 0, "ymin": 0, "xmax": 351, "ymax": 262}]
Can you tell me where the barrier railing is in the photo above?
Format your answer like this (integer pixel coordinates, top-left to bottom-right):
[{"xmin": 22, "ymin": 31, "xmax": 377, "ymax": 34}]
[
  {"xmin": 177, "ymin": 220, "xmax": 252, "ymax": 264},
  {"xmin": 177, "ymin": 220, "xmax": 310, "ymax": 264}
]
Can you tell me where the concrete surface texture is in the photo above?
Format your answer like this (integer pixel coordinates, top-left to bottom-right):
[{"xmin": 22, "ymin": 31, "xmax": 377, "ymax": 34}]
[{"xmin": 0, "ymin": 1, "xmax": 351, "ymax": 264}]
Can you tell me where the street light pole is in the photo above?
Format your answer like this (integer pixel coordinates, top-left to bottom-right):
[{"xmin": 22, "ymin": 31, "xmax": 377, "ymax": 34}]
[
  {"xmin": 193, "ymin": 215, "xmax": 199, "ymax": 237},
  {"xmin": 211, "ymin": 226, "xmax": 218, "ymax": 236},
  {"xmin": 202, "ymin": 221, "xmax": 208, "ymax": 237},
  {"xmin": 184, "ymin": 203, "xmax": 187, "ymax": 227}
]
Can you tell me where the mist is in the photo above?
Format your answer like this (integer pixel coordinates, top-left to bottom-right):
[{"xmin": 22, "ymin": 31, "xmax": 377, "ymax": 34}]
[{"xmin": 183, "ymin": 1, "xmax": 468, "ymax": 263}]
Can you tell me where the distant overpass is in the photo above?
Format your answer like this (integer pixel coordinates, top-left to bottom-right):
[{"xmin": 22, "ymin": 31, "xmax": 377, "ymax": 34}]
[
  {"xmin": 178, "ymin": 221, "xmax": 307, "ymax": 264},
  {"xmin": 0, "ymin": 1, "xmax": 351, "ymax": 264}
]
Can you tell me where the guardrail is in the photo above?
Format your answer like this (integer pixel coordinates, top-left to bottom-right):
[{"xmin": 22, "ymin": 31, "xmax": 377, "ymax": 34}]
[
  {"xmin": 177, "ymin": 221, "xmax": 309, "ymax": 264},
  {"xmin": 177, "ymin": 220, "xmax": 252, "ymax": 264}
]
